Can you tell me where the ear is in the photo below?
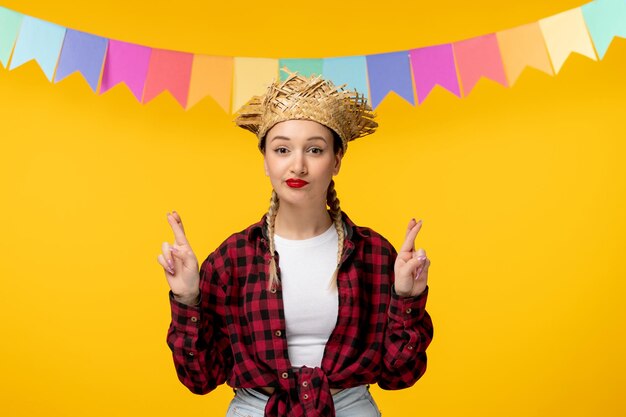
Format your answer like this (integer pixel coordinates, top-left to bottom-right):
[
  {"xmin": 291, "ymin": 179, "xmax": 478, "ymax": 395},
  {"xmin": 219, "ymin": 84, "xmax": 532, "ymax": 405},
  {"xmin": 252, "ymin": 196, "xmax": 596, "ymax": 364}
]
[
  {"xmin": 264, "ymin": 157, "xmax": 269, "ymax": 176},
  {"xmin": 333, "ymin": 149, "xmax": 343, "ymax": 176}
]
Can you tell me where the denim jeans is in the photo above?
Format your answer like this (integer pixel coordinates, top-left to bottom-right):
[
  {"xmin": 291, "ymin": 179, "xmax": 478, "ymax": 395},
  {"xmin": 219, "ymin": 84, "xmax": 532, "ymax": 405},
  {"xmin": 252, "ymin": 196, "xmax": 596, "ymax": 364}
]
[{"xmin": 225, "ymin": 385, "xmax": 381, "ymax": 417}]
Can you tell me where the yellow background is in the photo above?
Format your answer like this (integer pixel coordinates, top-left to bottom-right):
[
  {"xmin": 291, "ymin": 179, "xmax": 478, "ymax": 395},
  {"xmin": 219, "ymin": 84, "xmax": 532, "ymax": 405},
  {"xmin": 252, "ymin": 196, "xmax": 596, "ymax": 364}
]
[{"xmin": 1, "ymin": 0, "xmax": 625, "ymax": 416}]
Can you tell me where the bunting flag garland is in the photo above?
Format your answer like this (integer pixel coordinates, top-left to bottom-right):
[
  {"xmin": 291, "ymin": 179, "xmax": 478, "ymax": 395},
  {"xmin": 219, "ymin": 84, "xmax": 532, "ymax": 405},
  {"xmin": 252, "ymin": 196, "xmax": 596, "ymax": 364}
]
[
  {"xmin": 539, "ymin": 8, "xmax": 598, "ymax": 74},
  {"xmin": 100, "ymin": 40, "xmax": 151, "ymax": 101},
  {"xmin": 495, "ymin": 23, "xmax": 554, "ymax": 86},
  {"xmin": 9, "ymin": 16, "xmax": 66, "ymax": 81},
  {"xmin": 278, "ymin": 58, "xmax": 323, "ymax": 81},
  {"xmin": 0, "ymin": 1, "xmax": 623, "ymax": 113},
  {"xmin": 232, "ymin": 57, "xmax": 278, "ymax": 113},
  {"xmin": 0, "ymin": 6, "xmax": 22, "ymax": 67},
  {"xmin": 186, "ymin": 54, "xmax": 233, "ymax": 112},
  {"xmin": 409, "ymin": 44, "xmax": 461, "ymax": 104},
  {"xmin": 581, "ymin": 0, "xmax": 626, "ymax": 59},
  {"xmin": 54, "ymin": 29, "xmax": 108, "ymax": 92},
  {"xmin": 453, "ymin": 34, "xmax": 509, "ymax": 96},
  {"xmin": 322, "ymin": 56, "xmax": 370, "ymax": 102},
  {"xmin": 367, "ymin": 51, "xmax": 415, "ymax": 107},
  {"xmin": 143, "ymin": 49, "xmax": 194, "ymax": 107}
]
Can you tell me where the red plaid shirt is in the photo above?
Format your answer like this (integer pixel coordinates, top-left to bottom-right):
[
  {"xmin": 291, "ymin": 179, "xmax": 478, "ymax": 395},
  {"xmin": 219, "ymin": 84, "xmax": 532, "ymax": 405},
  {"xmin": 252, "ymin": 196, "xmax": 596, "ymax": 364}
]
[{"xmin": 167, "ymin": 211, "xmax": 433, "ymax": 417}]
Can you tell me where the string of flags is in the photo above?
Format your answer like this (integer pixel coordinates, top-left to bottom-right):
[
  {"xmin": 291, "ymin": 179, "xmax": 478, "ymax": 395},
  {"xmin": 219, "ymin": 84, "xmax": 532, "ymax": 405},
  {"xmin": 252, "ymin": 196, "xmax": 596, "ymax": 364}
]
[{"xmin": 0, "ymin": 1, "xmax": 625, "ymax": 114}]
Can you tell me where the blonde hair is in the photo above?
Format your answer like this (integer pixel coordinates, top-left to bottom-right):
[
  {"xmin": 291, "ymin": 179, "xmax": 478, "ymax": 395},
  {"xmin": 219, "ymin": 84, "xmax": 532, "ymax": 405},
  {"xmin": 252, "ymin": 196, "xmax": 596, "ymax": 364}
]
[{"xmin": 265, "ymin": 179, "xmax": 344, "ymax": 291}]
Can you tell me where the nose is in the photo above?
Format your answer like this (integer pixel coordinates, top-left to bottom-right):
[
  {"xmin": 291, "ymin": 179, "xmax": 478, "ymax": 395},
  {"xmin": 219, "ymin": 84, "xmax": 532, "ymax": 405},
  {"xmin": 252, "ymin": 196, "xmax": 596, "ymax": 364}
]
[{"xmin": 290, "ymin": 150, "xmax": 307, "ymax": 175}]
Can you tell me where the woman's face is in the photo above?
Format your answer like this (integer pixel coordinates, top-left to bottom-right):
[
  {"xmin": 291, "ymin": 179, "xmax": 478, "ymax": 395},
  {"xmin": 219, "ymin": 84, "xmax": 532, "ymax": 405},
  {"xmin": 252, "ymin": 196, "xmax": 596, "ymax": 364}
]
[{"xmin": 263, "ymin": 119, "xmax": 342, "ymax": 209}]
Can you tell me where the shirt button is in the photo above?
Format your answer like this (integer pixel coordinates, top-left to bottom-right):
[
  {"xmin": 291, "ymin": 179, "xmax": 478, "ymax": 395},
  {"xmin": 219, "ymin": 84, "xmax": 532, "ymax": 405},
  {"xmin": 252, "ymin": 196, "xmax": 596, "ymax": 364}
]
[
  {"xmin": 270, "ymin": 288, "xmax": 277, "ymax": 294},
  {"xmin": 188, "ymin": 351, "xmax": 194, "ymax": 356},
  {"xmin": 190, "ymin": 316, "xmax": 198, "ymax": 322},
  {"xmin": 407, "ymin": 345, "xmax": 414, "ymax": 350},
  {"xmin": 275, "ymin": 330, "xmax": 282, "ymax": 337},
  {"xmin": 405, "ymin": 308, "xmax": 412, "ymax": 314},
  {"xmin": 302, "ymin": 381, "xmax": 308, "ymax": 387},
  {"xmin": 303, "ymin": 394, "xmax": 309, "ymax": 400},
  {"xmin": 281, "ymin": 372, "xmax": 289, "ymax": 379}
]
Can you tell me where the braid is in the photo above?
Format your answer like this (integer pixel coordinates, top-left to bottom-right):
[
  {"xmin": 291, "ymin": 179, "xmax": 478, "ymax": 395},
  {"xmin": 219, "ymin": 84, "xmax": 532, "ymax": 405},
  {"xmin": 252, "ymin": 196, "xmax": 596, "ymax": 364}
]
[
  {"xmin": 266, "ymin": 190, "xmax": 280, "ymax": 291},
  {"xmin": 326, "ymin": 179, "xmax": 344, "ymax": 289}
]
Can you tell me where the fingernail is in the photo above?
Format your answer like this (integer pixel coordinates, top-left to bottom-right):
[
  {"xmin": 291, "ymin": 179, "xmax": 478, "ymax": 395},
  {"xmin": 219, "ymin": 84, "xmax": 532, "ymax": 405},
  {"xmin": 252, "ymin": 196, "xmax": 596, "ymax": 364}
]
[
  {"xmin": 415, "ymin": 265, "xmax": 424, "ymax": 279},
  {"xmin": 168, "ymin": 259, "xmax": 173, "ymax": 268},
  {"xmin": 168, "ymin": 267, "xmax": 175, "ymax": 274},
  {"xmin": 418, "ymin": 256, "xmax": 426, "ymax": 261},
  {"xmin": 170, "ymin": 247, "xmax": 178, "ymax": 252}
]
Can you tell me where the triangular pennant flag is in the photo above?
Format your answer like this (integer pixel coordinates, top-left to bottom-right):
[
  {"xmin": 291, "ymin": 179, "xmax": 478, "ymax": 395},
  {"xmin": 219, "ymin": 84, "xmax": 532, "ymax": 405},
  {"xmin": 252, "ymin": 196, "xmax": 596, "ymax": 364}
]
[
  {"xmin": 582, "ymin": 0, "xmax": 626, "ymax": 60},
  {"xmin": 99, "ymin": 40, "xmax": 151, "ymax": 101},
  {"xmin": 9, "ymin": 15, "xmax": 66, "ymax": 81},
  {"xmin": 54, "ymin": 29, "xmax": 108, "ymax": 92},
  {"xmin": 322, "ymin": 56, "xmax": 369, "ymax": 101},
  {"xmin": 366, "ymin": 51, "xmax": 414, "ymax": 108},
  {"xmin": 232, "ymin": 57, "xmax": 278, "ymax": 114},
  {"xmin": 278, "ymin": 58, "xmax": 323, "ymax": 80},
  {"xmin": 142, "ymin": 48, "xmax": 194, "ymax": 108},
  {"xmin": 0, "ymin": 6, "xmax": 23, "ymax": 68},
  {"xmin": 452, "ymin": 33, "xmax": 508, "ymax": 96},
  {"xmin": 496, "ymin": 22, "xmax": 554, "ymax": 85},
  {"xmin": 187, "ymin": 54, "xmax": 233, "ymax": 112},
  {"xmin": 409, "ymin": 44, "xmax": 461, "ymax": 104},
  {"xmin": 539, "ymin": 8, "xmax": 597, "ymax": 74}
]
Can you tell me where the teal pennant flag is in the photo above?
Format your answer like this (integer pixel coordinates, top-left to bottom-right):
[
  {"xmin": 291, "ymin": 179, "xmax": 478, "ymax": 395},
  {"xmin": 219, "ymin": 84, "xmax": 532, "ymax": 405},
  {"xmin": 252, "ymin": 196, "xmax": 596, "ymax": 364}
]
[
  {"xmin": 9, "ymin": 16, "xmax": 66, "ymax": 81},
  {"xmin": 322, "ymin": 56, "xmax": 370, "ymax": 101},
  {"xmin": 582, "ymin": 0, "xmax": 626, "ymax": 59},
  {"xmin": 278, "ymin": 58, "xmax": 323, "ymax": 80},
  {"xmin": 0, "ymin": 6, "xmax": 24, "ymax": 68}
]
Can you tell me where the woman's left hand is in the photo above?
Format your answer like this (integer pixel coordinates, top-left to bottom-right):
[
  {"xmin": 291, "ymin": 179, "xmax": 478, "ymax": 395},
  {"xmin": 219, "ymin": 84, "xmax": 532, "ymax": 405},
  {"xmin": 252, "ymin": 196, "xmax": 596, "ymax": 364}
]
[{"xmin": 394, "ymin": 218, "xmax": 430, "ymax": 297}]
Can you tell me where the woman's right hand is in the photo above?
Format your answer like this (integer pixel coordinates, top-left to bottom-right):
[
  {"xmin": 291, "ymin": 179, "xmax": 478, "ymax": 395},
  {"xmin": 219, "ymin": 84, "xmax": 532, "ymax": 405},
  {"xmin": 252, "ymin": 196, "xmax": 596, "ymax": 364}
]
[{"xmin": 158, "ymin": 211, "xmax": 200, "ymax": 305}]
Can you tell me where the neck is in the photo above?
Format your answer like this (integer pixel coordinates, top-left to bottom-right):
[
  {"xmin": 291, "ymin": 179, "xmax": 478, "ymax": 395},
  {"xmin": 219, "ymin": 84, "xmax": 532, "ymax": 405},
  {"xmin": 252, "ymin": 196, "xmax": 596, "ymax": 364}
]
[{"xmin": 274, "ymin": 201, "xmax": 333, "ymax": 240}]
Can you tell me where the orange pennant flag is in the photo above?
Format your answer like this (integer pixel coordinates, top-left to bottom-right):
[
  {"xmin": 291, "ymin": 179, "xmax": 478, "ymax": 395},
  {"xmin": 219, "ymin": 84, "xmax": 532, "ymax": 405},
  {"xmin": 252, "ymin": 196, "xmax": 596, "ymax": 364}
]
[
  {"xmin": 186, "ymin": 55, "xmax": 234, "ymax": 112},
  {"xmin": 143, "ymin": 48, "xmax": 194, "ymax": 108},
  {"xmin": 453, "ymin": 33, "xmax": 508, "ymax": 96},
  {"xmin": 496, "ymin": 22, "xmax": 554, "ymax": 85}
]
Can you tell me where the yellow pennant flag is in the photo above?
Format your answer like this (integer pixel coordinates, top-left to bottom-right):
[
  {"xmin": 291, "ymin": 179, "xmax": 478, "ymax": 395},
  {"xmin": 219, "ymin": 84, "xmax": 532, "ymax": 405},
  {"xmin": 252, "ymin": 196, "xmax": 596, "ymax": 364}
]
[
  {"xmin": 539, "ymin": 7, "xmax": 597, "ymax": 74},
  {"xmin": 496, "ymin": 22, "xmax": 554, "ymax": 85},
  {"xmin": 232, "ymin": 57, "xmax": 278, "ymax": 114}
]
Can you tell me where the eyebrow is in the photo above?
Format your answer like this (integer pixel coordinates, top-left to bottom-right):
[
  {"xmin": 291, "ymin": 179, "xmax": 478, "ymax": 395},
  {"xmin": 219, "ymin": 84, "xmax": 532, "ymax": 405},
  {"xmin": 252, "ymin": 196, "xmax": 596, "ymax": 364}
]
[{"xmin": 270, "ymin": 135, "xmax": 328, "ymax": 143}]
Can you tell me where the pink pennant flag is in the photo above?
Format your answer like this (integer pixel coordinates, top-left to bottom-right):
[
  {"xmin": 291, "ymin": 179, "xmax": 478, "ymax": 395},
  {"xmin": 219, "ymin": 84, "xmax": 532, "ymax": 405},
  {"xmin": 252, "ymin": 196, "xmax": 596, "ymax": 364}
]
[
  {"xmin": 142, "ymin": 48, "xmax": 194, "ymax": 108},
  {"xmin": 100, "ymin": 40, "xmax": 151, "ymax": 101},
  {"xmin": 452, "ymin": 33, "xmax": 508, "ymax": 96},
  {"xmin": 409, "ymin": 44, "xmax": 461, "ymax": 104}
]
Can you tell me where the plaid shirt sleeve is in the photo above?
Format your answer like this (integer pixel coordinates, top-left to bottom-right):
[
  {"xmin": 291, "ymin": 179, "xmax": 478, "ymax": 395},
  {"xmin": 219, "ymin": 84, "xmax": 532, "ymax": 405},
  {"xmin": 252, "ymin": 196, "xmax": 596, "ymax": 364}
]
[
  {"xmin": 166, "ymin": 251, "xmax": 233, "ymax": 394},
  {"xmin": 379, "ymin": 244, "xmax": 434, "ymax": 390}
]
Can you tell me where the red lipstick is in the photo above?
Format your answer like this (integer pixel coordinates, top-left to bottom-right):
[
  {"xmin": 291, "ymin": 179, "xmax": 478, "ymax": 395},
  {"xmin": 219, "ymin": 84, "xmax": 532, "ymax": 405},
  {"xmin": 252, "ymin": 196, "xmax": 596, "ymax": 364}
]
[{"xmin": 286, "ymin": 178, "xmax": 309, "ymax": 188}]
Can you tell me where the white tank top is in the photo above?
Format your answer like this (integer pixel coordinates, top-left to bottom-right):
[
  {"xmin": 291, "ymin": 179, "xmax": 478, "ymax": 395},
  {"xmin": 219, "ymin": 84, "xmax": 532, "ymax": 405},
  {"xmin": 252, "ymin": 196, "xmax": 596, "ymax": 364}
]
[{"xmin": 274, "ymin": 224, "xmax": 339, "ymax": 368}]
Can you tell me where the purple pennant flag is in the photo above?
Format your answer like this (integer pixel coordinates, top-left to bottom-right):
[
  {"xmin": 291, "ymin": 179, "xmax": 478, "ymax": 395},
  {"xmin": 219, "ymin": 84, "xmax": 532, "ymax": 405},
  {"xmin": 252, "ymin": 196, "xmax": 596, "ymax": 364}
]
[
  {"xmin": 100, "ymin": 39, "xmax": 151, "ymax": 101},
  {"xmin": 366, "ymin": 51, "xmax": 415, "ymax": 108},
  {"xmin": 54, "ymin": 29, "xmax": 108, "ymax": 92},
  {"xmin": 409, "ymin": 44, "xmax": 461, "ymax": 104}
]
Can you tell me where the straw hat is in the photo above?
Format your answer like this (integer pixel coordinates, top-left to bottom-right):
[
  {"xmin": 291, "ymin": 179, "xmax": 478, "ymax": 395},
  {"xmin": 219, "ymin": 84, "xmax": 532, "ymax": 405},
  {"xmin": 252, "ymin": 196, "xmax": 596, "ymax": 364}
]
[{"xmin": 233, "ymin": 67, "xmax": 378, "ymax": 153}]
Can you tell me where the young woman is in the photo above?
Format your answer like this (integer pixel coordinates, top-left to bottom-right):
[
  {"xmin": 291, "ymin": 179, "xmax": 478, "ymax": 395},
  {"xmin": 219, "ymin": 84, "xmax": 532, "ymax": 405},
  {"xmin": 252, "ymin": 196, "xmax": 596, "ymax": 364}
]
[{"xmin": 158, "ymin": 70, "xmax": 433, "ymax": 417}]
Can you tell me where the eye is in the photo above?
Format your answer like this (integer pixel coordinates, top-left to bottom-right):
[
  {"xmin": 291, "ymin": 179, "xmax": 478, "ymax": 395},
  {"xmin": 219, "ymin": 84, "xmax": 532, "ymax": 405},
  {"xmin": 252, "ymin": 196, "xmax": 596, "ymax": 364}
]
[
  {"xmin": 308, "ymin": 147, "xmax": 324, "ymax": 154},
  {"xmin": 274, "ymin": 147, "xmax": 289, "ymax": 154}
]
